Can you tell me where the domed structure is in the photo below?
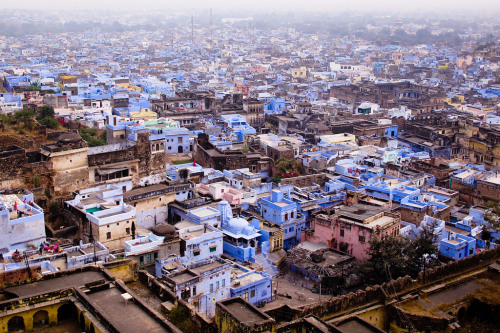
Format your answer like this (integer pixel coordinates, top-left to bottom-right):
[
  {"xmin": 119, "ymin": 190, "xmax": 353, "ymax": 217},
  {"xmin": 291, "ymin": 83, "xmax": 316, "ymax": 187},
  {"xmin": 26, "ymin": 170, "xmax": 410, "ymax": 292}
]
[
  {"xmin": 242, "ymin": 225, "xmax": 257, "ymax": 236},
  {"xmin": 227, "ymin": 217, "xmax": 248, "ymax": 233},
  {"xmin": 151, "ymin": 223, "xmax": 177, "ymax": 239}
]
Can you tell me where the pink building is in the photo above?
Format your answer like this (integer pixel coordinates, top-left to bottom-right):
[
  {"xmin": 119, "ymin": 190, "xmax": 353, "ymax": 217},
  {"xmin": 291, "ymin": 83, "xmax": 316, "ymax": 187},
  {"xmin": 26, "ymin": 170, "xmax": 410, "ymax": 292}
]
[
  {"xmin": 304, "ymin": 204, "xmax": 401, "ymax": 260},
  {"xmin": 196, "ymin": 183, "xmax": 245, "ymax": 205}
]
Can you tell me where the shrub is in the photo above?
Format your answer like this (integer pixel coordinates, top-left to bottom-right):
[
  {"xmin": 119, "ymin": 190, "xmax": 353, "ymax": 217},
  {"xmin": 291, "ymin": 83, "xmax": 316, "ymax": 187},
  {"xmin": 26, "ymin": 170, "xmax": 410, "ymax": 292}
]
[{"xmin": 39, "ymin": 116, "xmax": 59, "ymax": 129}]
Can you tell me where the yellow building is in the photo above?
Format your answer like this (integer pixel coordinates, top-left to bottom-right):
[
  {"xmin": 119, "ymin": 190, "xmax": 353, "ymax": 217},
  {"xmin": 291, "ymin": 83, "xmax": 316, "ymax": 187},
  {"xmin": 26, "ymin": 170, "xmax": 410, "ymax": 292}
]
[
  {"xmin": 319, "ymin": 133, "xmax": 357, "ymax": 145},
  {"xmin": 216, "ymin": 297, "xmax": 275, "ymax": 333},
  {"xmin": 129, "ymin": 108, "xmax": 158, "ymax": 120},
  {"xmin": 291, "ymin": 66, "xmax": 307, "ymax": 78}
]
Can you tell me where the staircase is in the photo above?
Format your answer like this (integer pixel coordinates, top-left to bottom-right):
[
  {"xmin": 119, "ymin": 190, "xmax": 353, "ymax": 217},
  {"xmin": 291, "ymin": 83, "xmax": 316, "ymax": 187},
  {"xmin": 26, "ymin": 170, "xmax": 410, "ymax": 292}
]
[{"xmin": 252, "ymin": 253, "xmax": 278, "ymax": 278}]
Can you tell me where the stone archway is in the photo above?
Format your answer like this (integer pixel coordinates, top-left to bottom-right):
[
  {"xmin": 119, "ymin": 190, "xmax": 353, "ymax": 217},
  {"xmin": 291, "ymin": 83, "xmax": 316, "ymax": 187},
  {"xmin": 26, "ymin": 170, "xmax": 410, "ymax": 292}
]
[
  {"xmin": 33, "ymin": 310, "xmax": 49, "ymax": 328},
  {"xmin": 58, "ymin": 303, "xmax": 77, "ymax": 323},
  {"xmin": 458, "ymin": 307, "xmax": 466, "ymax": 321},
  {"xmin": 7, "ymin": 316, "xmax": 25, "ymax": 332}
]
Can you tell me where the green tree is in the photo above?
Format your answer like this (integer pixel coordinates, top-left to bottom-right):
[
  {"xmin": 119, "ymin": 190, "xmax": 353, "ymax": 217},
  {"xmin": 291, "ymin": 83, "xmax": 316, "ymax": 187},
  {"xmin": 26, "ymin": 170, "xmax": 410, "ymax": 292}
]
[
  {"xmin": 39, "ymin": 104, "xmax": 55, "ymax": 119},
  {"xmin": 276, "ymin": 157, "xmax": 304, "ymax": 174},
  {"xmin": 79, "ymin": 128, "xmax": 106, "ymax": 147},
  {"xmin": 483, "ymin": 201, "xmax": 500, "ymax": 243},
  {"xmin": 14, "ymin": 109, "xmax": 35, "ymax": 129},
  {"xmin": 406, "ymin": 222, "xmax": 439, "ymax": 278},
  {"xmin": 357, "ymin": 235, "xmax": 409, "ymax": 285},
  {"xmin": 39, "ymin": 116, "xmax": 59, "ymax": 129},
  {"xmin": 357, "ymin": 225, "xmax": 440, "ymax": 285}
]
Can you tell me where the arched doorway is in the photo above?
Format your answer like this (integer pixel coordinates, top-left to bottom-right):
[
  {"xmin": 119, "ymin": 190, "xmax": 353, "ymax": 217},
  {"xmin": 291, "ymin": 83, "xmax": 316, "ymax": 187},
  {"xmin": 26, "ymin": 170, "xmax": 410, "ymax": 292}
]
[
  {"xmin": 33, "ymin": 310, "xmax": 49, "ymax": 328},
  {"xmin": 58, "ymin": 303, "xmax": 77, "ymax": 323},
  {"xmin": 89, "ymin": 323, "xmax": 95, "ymax": 333},
  {"xmin": 7, "ymin": 316, "xmax": 24, "ymax": 331},
  {"xmin": 458, "ymin": 307, "xmax": 466, "ymax": 321},
  {"xmin": 178, "ymin": 146, "xmax": 183, "ymax": 153}
]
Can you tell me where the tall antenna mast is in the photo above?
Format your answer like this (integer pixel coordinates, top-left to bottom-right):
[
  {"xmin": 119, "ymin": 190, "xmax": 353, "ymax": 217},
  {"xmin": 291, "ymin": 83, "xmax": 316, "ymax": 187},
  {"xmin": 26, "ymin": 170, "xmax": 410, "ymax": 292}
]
[
  {"xmin": 191, "ymin": 15, "xmax": 194, "ymax": 44},
  {"xmin": 210, "ymin": 8, "xmax": 213, "ymax": 44}
]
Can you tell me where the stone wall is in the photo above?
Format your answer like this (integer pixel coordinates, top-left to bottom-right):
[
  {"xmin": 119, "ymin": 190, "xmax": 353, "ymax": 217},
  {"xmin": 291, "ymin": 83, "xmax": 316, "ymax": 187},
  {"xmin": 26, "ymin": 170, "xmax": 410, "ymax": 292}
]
[
  {"xmin": 280, "ymin": 174, "xmax": 330, "ymax": 187},
  {"xmin": 265, "ymin": 247, "xmax": 500, "ymax": 323}
]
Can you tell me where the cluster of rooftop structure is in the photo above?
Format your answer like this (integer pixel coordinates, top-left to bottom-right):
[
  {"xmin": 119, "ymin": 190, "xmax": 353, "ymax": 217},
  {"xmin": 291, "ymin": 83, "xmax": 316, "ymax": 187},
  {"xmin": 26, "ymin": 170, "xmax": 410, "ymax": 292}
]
[{"xmin": 1, "ymin": 8, "xmax": 500, "ymax": 333}]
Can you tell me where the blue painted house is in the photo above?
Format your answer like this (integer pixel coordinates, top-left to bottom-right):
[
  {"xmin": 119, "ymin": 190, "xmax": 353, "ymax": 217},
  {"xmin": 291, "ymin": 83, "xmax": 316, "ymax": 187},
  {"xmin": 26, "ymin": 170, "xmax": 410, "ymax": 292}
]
[
  {"xmin": 218, "ymin": 200, "xmax": 260, "ymax": 262},
  {"xmin": 439, "ymin": 229, "xmax": 476, "ymax": 259},
  {"xmin": 230, "ymin": 264, "xmax": 272, "ymax": 305},
  {"xmin": 258, "ymin": 190, "xmax": 302, "ymax": 249}
]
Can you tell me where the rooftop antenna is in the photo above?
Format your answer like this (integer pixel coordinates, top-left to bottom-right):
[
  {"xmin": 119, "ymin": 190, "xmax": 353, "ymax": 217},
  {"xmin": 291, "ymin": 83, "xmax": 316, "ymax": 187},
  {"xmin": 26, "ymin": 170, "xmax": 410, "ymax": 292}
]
[
  {"xmin": 191, "ymin": 15, "xmax": 194, "ymax": 45},
  {"xmin": 210, "ymin": 8, "xmax": 213, "ymax": 44}
]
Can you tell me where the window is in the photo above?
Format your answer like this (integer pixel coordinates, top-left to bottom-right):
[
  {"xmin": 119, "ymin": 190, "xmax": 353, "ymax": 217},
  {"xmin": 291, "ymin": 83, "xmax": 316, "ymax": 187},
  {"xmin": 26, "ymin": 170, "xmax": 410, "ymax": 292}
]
[
  {"xmin": 178, "ymin": 137, "xmax": 182, "ymax": 143},
  {"xmin": 147, "ymin": 253, "xmax": 152, "ymax": 263},
  {"xmin": 154, "ymin": 252, "xmax": 158, "ymax": 260},
  {"xmin": 340, "ymin": 229, "xmax": 344, "ymax": 237},
  {"xmin": 126, "ymin": 228, "xmax": 130, "ymax": 235},
  {"xmin": 193, "ymin": 249, "xmax": 200, "ymax": 256},
  {"xmin": 209, "ymin": 284, "xmax": 213, "ymax": 292},
  {"xmin": 359, "ymin": 236, "xmax": 365, "ymax": 243},
  {"xmin": 106, "ymin": 232, "xmax": 111, "ymax": 240},
  {"xmin": 290, "ymin": 227, "xmax": 294, "ymax": 232},
  {"xmin": 291, "ymin": 211, "xmax": 294, "ymax": 218},
  {"xmin": 222, "ymin": 279, "xmax": 225, "ymax": 287},
  {"xmin": 192, "ymin": 286, "xmax": 196, "ymax": 296},
  {"xmin": 251, "ymin": 290, "xmax": 255, "ymax": 298},
  {"xmin": 243, "ymin": 292, "xmax": 249, "ymax": 300},
  {"xmin": 210, "ymin": 246, "xmax": 217, "ymax": 253},
  {"xmin": 139, "ymin": 256, "xmax": 144, "ymax": 265},
  {"xmin": 216, "ymin": 281, "xmax": 219, "ymax": 289}
]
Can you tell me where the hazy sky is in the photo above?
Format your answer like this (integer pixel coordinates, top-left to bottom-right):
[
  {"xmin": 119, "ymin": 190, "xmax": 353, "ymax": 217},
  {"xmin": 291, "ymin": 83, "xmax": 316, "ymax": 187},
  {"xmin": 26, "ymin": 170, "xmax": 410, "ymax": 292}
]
[{"xmin": 2, "ymin": 0, "xmax": 500, "ymax": 13}]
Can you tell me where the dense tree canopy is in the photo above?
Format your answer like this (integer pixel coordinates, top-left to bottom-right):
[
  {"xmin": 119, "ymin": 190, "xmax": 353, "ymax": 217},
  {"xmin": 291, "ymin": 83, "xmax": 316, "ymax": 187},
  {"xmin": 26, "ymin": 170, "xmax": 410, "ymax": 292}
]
[{"xmin": 357, "ymin": 223, "xmax": 439, "ymax": 285}]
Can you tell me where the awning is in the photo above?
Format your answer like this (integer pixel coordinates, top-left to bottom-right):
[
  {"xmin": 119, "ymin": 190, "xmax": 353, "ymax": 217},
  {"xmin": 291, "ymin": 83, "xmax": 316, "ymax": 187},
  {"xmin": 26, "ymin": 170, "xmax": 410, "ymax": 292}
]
[{"xmin": 96, "ymin": 167, "xmax": 128, "ymax": 175}]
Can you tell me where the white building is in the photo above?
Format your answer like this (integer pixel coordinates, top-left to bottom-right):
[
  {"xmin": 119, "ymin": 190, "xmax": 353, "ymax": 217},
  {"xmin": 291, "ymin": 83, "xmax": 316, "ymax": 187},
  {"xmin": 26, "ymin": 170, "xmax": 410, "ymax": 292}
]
[
  {"xmin": 178, "ymin": 223, "xmax": 223, "ymax": 263},
  {"xmin": 388, "ymin": 105, "xmax": 413, "ymax": 120},
  {"xmin": 163, "ymin": 257, "xmax": 232, "ymax": 318},
  {"xmin": 0, "ymin": 190, "xmax": 45, "ymax": 254},
  {"xmin": 65, "ymin": 185, "xmax": 136, "ymax": 250}
]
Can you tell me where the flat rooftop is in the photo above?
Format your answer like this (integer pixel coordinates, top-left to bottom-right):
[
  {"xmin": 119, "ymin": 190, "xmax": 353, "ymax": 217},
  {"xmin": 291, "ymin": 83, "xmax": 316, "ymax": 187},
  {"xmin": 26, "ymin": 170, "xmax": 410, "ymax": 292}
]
[
  {"xmin": 190, "ymin": 261, "xmax": 226, "ymax": 275},
  {"xmin": 86, "ymin": 284, "xmax": 169, "ymax": 332},
  {"xmin": 222, "ymin": 299, "xmax": 270, "ymax": 324},
  {"xmin": 123, "ymin": 183, "xmax": 171, "ymax": 200},
  {"xmin": 483, "ymin": 174, "xmax": 500, "ymax": 185},
  {"xmin": 232, "ymin": 272, "xmax": 266, "ymax": 288},
  {"xmin": 190, "ymin": 207, "xmax": 218, "ymax": 218},
  {"xmin": 336, "ymin": 318, "xmax": 383, "ymax": 333},
  {"xmin": 4, "ymin": 270, "xmax": 105, "ymax": 297},
  {"xmin": 4, "ymin": 268, "xmax": 172, "ymax": 333},
  {"xmin": 337, "ymin": 204, "xmax": 384, "ymax": 223},
  {"xmin": 169, "ymin": 270, "xmax": 198, "ymax": 284}
]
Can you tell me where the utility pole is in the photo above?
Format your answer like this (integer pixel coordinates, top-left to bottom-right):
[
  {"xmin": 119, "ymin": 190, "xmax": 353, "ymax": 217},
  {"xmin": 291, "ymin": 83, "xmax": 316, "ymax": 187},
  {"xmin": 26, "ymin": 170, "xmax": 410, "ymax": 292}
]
[
  {"xmin": 191, "ymin": 15, "xmax": 194, "ymax": 45},
  {"xmin": 210, "ymin": 8, "xmax": 213, "ymax": 45},
  {"xmin": 319, "ymin": 276, "xmax": 322, "ymax": 302}
]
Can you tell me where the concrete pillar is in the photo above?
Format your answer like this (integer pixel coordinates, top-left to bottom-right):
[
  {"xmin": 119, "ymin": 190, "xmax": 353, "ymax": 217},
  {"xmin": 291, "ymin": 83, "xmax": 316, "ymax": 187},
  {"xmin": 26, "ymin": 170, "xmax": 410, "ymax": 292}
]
[
  {"xmin": 49, "ymin": 309, "xmax": 58, "ymax": 326},
  {"xmin": 24, "ymin": 316, "xmax": 34, "ymax": 331}
]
